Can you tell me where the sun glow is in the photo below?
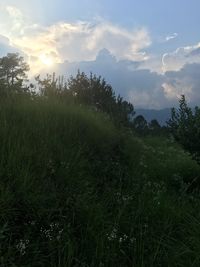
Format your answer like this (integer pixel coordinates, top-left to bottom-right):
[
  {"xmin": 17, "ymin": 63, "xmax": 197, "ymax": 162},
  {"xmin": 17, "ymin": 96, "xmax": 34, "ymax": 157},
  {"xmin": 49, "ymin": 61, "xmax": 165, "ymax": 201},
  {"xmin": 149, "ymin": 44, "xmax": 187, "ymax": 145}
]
[{"xmin": 39, "ymin": 54, "xmax": 54, "ymax": 66}]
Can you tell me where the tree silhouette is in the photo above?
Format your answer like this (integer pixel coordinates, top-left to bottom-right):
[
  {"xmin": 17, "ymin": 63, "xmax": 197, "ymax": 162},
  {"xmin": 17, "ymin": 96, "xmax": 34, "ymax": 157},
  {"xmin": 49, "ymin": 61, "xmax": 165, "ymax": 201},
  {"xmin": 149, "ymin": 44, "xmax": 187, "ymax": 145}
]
[
  {"xmin": 149, "ymin": 119, "xmax": 161, "ymax": 131},
  {"xmin": 133, "ymin": 115, "xmax": 148, "ymax": 134},
  {"xmin": 0, "ymin": 53, "xmax": 29, "ymax": 92},
  {"xmin": 167, "ymin": 95, "xmax": 200, "ymax": 162},
  {"xmin": 66, "ymin": 71, "xmax": 135, "ymax": 126}
]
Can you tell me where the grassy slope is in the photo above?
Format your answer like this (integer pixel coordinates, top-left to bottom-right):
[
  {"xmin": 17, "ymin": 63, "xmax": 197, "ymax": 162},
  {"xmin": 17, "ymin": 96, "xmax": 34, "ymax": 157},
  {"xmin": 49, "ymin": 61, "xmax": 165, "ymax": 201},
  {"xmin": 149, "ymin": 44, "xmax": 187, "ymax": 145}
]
[{"xmin": 0, "ymin": 98, "xmax": 200, "ymax": 267}]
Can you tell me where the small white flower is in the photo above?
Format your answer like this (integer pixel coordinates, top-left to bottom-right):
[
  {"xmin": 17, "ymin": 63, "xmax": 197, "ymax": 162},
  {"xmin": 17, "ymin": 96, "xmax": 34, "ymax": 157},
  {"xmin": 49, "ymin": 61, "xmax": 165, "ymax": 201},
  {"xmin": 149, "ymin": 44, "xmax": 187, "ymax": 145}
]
[
  {"xmin": 107, "ymin": 227, "xmax": 118, "ymax": 241},
  {"xmin": 16, "ymin": 239, "xmax": 29, "ymax": 255}
]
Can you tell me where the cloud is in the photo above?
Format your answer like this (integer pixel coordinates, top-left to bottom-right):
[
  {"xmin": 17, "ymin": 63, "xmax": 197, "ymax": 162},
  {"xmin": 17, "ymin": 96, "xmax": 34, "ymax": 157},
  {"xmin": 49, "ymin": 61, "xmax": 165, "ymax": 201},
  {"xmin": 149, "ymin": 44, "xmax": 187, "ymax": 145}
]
[
  {"xmin": 0, "ymin": 5, "xmax": 25, "ymax": 35},
  {"xmin": 162, "ymin": 44, "xmax": 200, "ymax": 106},
  {"xmin": 55, "ymin": 49, "xmax": 170, "ymax": 109},
  {"xmin": 25, "ymin": 21, "xmax": 150, "ymax": 66},
  {"xmin": 0, "ymin": 5, "xmax": 151, "ymax": 76},
  {"xmin": 165, "ymin": 33, "xmax": 178, "ymax": 42},
  {"xmin": 188, "ymin": 47, "xmax": 200, "ymax": 57},
  {"xmin": 6, "ymin": 5, "xmax": 22, "ymax": 18},
  {"xmin": 55, "ymin": 48, "xmax": 200, "ymax": 109},
  {"xmin": 0, "ymin": 34, "xmax": 9, "ymax": 46},
  {"xmin": 0, "ymin": 34, "xmax": 22, "ymax": 56},
  {"xmin": 162, "ymin": 42, "xmax": 200, "ymax": 71},
  {"xmin": 163, "ymin": 63, "xmax": 200, "ymax": 105}
]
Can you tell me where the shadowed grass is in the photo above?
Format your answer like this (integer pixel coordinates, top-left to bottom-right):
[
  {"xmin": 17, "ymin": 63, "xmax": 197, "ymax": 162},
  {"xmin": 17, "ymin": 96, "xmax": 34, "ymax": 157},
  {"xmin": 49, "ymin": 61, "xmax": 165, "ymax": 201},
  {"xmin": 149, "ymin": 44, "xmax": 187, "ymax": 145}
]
[{"xmin": 0, "ymin": 97, "xmax": 200, "ymax": 266}]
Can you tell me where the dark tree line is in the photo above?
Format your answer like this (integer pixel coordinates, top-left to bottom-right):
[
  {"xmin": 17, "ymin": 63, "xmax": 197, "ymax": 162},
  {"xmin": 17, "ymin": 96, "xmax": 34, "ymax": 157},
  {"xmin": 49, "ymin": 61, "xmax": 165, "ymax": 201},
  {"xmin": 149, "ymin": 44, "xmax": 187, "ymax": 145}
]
[{"xmin": 133, "ymin": 115, "xmax": 169, "ymax": 136}]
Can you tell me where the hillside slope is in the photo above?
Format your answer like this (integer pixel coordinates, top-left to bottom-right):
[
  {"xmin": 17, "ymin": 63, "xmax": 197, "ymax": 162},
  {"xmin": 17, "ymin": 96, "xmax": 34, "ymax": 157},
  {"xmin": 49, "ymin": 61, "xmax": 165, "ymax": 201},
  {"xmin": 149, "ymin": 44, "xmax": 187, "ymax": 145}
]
[{"xmin": 0, "ymin": 98, "xmax": 200, "ymax": 267}]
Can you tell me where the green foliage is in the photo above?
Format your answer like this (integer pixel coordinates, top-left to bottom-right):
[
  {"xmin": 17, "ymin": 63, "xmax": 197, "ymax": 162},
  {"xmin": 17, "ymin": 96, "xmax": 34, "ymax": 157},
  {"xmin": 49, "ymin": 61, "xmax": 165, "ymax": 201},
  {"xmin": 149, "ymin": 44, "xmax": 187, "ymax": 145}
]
[
  {"xmin": 132, "ymin": 116, "xmax": 169, "ymax": 137},
  {"xmin": 0, "ymin": 53, "xmax": 200, "ymax": 266},
  {"xmin": 35, "ymin": 73, "xmax": 66, "ymax": 98},
  {"xmin": 133, "ymin": 115, "xmax": 148, "ymax": 134},
  {"xmin": 0, "ymin": 52, "xmax": 134, "ymax": 128},
  {"xmin": 148, "ymin": 119, "xmax": 161, "ymax": 131},
  {"xmin": 0, "ymin": 97, "xmax": 200, "ymax": 266},
  {"xmin": 66, "ymin": 71, "xmax": 135, "ymax": 126},
  {"xmin": 167, "ymin": 95, "xmax": 200, "ymax": 162},
  {"xmin": 36, "ymin": 71, "xmax": 135, "ymax": 127},
  {"xmin": 0, "ymin": 53, "xmax": 29, "ymax": 94}
]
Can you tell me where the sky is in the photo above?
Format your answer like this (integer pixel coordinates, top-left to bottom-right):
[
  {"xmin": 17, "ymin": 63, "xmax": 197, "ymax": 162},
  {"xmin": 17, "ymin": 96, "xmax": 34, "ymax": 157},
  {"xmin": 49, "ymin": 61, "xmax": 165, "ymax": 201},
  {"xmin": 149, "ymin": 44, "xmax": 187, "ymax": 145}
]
[{"xmin": 0, "ymin": 0, "xmax": 200, "ymax": 108}]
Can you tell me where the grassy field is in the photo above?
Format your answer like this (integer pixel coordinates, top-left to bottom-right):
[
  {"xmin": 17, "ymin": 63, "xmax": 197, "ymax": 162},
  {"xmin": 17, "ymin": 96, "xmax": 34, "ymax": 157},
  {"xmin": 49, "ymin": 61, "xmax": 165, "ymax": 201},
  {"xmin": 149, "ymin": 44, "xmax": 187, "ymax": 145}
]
[{"xmin": 0, "ymin": 97, "xmax": 200, "ymax": 266}]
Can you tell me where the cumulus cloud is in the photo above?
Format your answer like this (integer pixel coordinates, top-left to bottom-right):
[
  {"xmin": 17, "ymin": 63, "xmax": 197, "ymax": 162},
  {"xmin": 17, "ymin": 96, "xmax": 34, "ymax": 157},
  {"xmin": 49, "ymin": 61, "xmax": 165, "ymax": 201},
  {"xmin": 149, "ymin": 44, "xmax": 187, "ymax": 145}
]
[
  {"xmin": 162, "ymin": 42, "xmax": 200, "ymax": 71},
  {"xmin": 188, "ymin": 47, "xmax": 200, "ymax": 57},
  {"xmin": 0, "ymin": 5, "xmax": 151, "ymax": 75},
  {"xmin": 55, "ymin": 48, "xmax": 200, "ymax": 108},
  {"xmin": 0, "ymin": 34, "xmax": 22, "ymax": 56},
  {"xmin": 162, "ymin": 44, "xmax": 200, "ymax": 106},
  {"xmin": 0, "ymin": 5, "xmax": 25, "ymax": 35},
  {"xmin": 0, "ymin": 34, "xmax": 10, "ymax": 47},
  {"xmin": 20, "ymin": 21, "xmax": 150, "ymax": 69},
  {"xmin": 163, "ymin": 63, "xmax": 200, "ymax": 105},
  {"xmin": 55, "ymin": 49, "xmax": 170, "ymax": 109}
]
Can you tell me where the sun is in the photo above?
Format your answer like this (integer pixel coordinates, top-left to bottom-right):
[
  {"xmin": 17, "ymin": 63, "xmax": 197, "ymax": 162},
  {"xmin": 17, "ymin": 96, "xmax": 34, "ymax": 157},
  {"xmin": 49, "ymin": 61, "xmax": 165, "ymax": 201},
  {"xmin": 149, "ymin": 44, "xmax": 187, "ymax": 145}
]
[{"xmin": 39, "ymin": 54, "xmax": 54, "ymax": 66}]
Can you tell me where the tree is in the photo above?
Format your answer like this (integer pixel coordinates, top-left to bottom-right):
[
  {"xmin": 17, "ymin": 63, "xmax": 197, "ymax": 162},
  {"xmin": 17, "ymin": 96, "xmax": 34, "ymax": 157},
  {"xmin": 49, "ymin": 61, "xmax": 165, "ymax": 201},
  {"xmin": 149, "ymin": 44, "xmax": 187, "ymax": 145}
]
[
  {"xmin": 149, "ymin": 119, "xmax": 161, "ymax": 130},
  {"xmin": 34, "ymin": 70, "xmax": 135, "ymax": 127},
  {"xmin": 66, "ymin": 71, "xmax": 135, "ymax": 126},
  {"xmin": 148, "ymin": 119, "xmax": 162, "ymax": 134},
  {"xmin": 167, "ymin": 95, "xmax": 200, "ymax": 162},
  {"xmin": 35, "ymin": 73, "xmax": 66, "ymax": 98},
  {"xmin": 0, "ymin": 53, "xmax": 29, "ymax": 90},
  {"xmin": 116, "ymin": 95, "xmax": 135, "ymax": 126},
  {"xmin": 133, "ymin": 115, "xmax": 148, "ymax": 134}
]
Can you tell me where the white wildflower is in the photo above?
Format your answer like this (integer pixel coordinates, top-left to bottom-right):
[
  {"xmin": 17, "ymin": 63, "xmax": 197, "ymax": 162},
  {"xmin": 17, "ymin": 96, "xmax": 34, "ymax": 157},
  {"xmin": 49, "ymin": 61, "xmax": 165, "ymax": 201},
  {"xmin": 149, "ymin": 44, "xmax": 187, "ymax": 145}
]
[{"xmin": 16, "ymin": 239, "xmax": 29, "ymax": 255}]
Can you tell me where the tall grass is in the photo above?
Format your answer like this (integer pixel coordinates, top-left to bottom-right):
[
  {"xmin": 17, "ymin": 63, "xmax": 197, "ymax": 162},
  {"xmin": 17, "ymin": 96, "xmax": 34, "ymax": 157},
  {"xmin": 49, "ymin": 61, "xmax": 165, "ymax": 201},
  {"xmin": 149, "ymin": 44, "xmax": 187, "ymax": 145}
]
[{"xmin": 0, "ymin": 97, "xmax": 200, "ymax": 266}]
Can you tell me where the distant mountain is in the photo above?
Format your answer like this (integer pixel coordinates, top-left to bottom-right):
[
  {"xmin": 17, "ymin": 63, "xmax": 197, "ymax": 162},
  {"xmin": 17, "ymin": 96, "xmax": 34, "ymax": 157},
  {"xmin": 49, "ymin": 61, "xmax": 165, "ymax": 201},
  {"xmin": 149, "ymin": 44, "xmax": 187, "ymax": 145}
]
[{"xmin": 135, "ymin": 108, "xmax": 171, "ymax": 125}]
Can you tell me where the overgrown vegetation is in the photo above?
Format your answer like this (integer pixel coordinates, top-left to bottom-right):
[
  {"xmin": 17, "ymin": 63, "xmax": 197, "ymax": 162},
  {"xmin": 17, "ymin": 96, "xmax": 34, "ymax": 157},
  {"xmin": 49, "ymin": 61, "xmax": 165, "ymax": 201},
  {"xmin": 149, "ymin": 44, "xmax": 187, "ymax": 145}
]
[
  {"xmin": 0, "ymin": 53, "xmax": 200, "ymax": 267},
  {"xmin": 167, "ymin": 95, "xmax": 200, "ymax": 162}
]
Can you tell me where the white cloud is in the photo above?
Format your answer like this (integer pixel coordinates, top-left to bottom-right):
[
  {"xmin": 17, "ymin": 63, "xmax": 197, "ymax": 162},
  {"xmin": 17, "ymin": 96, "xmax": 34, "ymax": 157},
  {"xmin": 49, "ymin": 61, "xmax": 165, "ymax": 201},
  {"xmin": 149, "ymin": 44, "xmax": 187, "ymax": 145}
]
[
  {"xmin": 6, "ymin": 5, "xmax": 22, "ymax": 17},
  {"xmin": 162, "ymin": 82, "xmax": 192, "ymax": 101},
  {"xmin": 0, "ymin": 34, "xmax": 9, "ymax": 45},
  {"xmin": 163, "ymin": 63, "xmax": 200, "ymax": 105},
  {"xmin": 162, "ymin": 42, "xmax": 200, "ymax": 72},
  {"xmin": 0, "ymin": 5, "xmax": 151, "ymax": 76},
  {"xmin": 165, "ymin": 33, "xmax": 178, "ymax": 42},
  {"xmin": 84, "ymin": 22, "xmax": 151, "ymax": 61},
  {"xmin": 0, "ymin": 5, "xmax": 25, "ymax": 34}
]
